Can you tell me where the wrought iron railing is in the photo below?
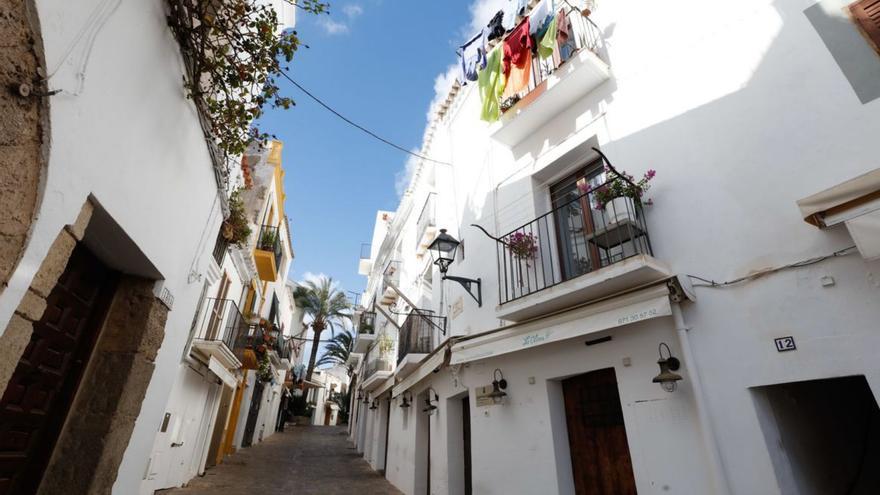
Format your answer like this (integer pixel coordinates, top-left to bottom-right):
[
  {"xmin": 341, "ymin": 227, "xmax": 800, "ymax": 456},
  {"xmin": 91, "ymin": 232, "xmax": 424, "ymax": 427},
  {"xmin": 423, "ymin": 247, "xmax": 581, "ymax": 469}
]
[
  {"xmin": 416, "ymin": 193, "xmax": 436, "ymax": 249},
  {"xmin": 257, "ymin": 224, "xmax": 283, "ymax": 271},
  {"xmin": 194, "ymin": 298, "xmax": 250, "ymax": 361},
  {"xmin": 364, "ymin": 341, "xmax": 393, "ymax": 380},
  {"xmin": 397, "ymin": 309, "xmax": 445, "ymax": 364},
  {"xmin": 499, "ymin": 8, "xmax": 604, "ymax": 112},
  {"xmin": 359, "ymin": 310, "xmax": 376, "ymax": 334},
  {"xmin": 496, "ymin": 177, "xmax": 652, "ymax": 305}
]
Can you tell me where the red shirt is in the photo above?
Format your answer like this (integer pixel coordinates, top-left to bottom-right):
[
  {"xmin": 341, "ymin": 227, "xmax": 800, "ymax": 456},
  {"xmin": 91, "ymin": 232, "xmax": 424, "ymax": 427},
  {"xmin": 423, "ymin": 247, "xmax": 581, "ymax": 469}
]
[{"xmin": 503, "ymin": 18, "xmax": 532, "ymax": 76}]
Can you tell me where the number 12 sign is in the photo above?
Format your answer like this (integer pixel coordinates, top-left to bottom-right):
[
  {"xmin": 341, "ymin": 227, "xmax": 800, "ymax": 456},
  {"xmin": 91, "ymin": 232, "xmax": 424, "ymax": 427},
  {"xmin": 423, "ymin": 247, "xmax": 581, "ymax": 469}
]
[{"xmin": 774, "ymin": 336, "xmax": 797, "ymax": 352}]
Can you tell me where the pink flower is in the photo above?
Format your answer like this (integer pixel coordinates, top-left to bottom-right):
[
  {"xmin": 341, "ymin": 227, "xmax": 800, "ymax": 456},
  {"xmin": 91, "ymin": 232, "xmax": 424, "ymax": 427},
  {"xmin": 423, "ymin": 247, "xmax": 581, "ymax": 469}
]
[{"xmin": 645, "ymin": 169, "xmax": 656, "ymax": 180}]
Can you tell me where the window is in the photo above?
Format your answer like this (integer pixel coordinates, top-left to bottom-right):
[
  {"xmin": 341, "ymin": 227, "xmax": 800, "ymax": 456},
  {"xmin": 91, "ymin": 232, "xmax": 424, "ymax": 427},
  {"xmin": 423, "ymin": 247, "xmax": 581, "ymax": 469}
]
[
  {"xmin": 851, "ymin": 0, "xmax": 880, "ymax": 54},
  {"xmin": 549, "ymin": 160, "xmax": 606, "ymax": 281}
]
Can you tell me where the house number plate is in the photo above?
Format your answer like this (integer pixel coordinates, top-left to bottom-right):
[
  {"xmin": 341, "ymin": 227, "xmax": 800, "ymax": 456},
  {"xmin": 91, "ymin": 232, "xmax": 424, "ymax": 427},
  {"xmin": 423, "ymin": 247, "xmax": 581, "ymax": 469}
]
[{"xmin": 774, "ymin": 336, "xmax": 796, "ymax": 352}]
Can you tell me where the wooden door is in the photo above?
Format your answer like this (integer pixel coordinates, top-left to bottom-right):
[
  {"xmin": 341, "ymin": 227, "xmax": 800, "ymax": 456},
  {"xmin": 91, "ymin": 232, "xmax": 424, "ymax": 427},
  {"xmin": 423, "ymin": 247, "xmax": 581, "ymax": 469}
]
[
  {"xmin": 221, "ymin": 380, "xmax": 246, "ymax": 456},
  {"xmin": 0, "ymin": 244, "xmax": 117, "ymax": 495},
  {"xmin": 241, "ymin": 378, "xmax": 264, "ymax": 447},
  {"xmin": 550, "ymin": 161, "xmax": 604, "ymax": 281},
  {"xmin": 324, "ymin": 406, "xmax": 332, "ymax": 425},
  {"xmin": 206, "ymin": 273, "xmax": 231, "ymax": 340},
  {"xmin": 562, "ymin": 368, "xmax": 637, "ymax": 495},
  {"xmin": 462, "ymin": 396, "xmax": 473, "ymax": 495}
]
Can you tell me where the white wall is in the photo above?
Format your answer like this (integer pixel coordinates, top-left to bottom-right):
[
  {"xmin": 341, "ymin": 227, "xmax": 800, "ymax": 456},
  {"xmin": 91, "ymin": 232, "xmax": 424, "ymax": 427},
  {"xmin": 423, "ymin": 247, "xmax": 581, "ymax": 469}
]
[{"xmin": 358, "ymin": 0, "xmax": 880, "ymax": 494}]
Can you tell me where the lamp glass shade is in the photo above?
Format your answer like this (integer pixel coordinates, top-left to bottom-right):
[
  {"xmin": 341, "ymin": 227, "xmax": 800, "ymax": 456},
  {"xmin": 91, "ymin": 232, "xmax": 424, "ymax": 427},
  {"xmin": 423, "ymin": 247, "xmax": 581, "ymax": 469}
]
[
  {"xmin": 652, "ymin": 358, "xmax": 683, "ymax": 392},
  {"xmin": 428, "ymin": 229, "xmax": 459, "ymax": 272}
]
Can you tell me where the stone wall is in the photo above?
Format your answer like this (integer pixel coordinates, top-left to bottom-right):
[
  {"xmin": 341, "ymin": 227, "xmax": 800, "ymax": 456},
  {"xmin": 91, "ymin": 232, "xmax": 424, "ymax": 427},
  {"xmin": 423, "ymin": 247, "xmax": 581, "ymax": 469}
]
[
  {"xmin": 0, "ymin": 0, "xmax": 48, "ymax": 291},
  {"xmin": 38, "ymin": 276, "xmax": 169, "ymax": 495}
]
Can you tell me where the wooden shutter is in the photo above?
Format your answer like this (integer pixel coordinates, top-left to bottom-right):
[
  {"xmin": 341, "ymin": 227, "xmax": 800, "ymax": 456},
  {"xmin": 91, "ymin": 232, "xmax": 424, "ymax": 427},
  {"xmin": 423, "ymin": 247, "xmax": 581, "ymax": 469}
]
[{"xmin": 851, "ymin": 0, "xmax": 880, "ymax": 54}]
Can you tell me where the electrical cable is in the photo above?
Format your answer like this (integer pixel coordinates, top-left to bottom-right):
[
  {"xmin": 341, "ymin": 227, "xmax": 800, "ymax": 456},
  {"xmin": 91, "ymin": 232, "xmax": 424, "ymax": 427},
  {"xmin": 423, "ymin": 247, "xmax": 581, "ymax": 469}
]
[
  {"xmin": 686, "ymin": 246, "xmax": 858, "ymax": 288},
  {"xmin": 277, "ymin": 71, "xmax": 452, "ymax": 166}
]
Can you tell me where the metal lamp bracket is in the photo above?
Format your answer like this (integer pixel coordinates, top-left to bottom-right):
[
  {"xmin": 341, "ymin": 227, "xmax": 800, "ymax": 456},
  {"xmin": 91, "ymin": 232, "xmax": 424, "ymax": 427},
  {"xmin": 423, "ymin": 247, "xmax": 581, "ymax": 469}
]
[{"xmin": 443, "ymin": 275, "xmax": 482, "ymax": 307}]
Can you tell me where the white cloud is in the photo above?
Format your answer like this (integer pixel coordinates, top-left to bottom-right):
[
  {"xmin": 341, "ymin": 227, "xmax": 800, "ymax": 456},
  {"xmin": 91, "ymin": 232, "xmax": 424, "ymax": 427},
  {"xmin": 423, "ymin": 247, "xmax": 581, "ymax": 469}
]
[
  {"xmin": 466, "ymin": 0, "xmax": 507, "ymax": 35},
  {"xmin": 426, "ymin": 64, "xmax": 459, "ymax": 121},
  {"xmin": 317, "ymin": 16, "xmax": 350, "ymax": 35},
  {"xmin": 395, "ymin": 153, "xmax": 420, "ymax": 198},
  {"xmin": 342, "ymin": 4, "xmax": 364, "ymax": 18}
]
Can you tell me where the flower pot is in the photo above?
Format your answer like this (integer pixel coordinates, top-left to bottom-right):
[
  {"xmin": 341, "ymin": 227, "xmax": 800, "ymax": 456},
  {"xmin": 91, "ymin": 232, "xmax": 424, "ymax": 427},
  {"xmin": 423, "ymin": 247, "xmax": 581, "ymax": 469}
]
[{"xmin": 604, "ymin": 197, "xmax": 636, "ymax": 225}]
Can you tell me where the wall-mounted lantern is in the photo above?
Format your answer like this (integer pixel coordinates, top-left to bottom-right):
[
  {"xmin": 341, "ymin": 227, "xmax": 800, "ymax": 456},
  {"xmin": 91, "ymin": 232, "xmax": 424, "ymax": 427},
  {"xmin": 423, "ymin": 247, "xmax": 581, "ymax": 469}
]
[
  {"xmin": 356, "ymin": 389, "xmax": 364, "ymax": 401},
  {"xmin": 369, "ymin": 399, "xmax": 378, "ymax": 410},
  {"xmin": 400, "ymin": 391, "xmax": 412, "ymax": 409},
  {"xmin": 652, "ymin": 342, "xmax": 683, "ymax": 392},
  {"xmin": 489, "ymin": 368, "xmax": 508, "ymax": 404},
  {"xmin": 428, "ymin": 229, "xmax": 482, "ymax": 307},
  {"xmin": 423, "ymin": 388, "xmax": 439, "ymax": 415}
]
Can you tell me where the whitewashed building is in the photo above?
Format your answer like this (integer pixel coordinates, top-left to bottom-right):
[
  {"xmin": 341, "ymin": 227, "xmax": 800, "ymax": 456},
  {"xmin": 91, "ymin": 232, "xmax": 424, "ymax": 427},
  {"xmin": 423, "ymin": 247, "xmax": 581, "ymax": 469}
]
[
  {"xmin": 0, "ymin": 1, "xmax": 297, "ymax": 493},
  {"xmin": 351, "ymin": 1, "xmax": 880, "ymax": 494},
  {"xmin": 308, "ymin": 365, "xmax": 350, "ymax": 426},
  {"xmin": 141, "ymin": 139, "xmax": 298, "ymax": 493}
]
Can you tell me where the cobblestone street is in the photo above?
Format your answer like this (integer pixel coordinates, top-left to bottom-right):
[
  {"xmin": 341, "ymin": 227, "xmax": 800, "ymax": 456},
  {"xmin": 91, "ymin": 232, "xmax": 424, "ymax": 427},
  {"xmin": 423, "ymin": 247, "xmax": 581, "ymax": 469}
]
[{"xmin": 161, "ymin": 426, "xmax": 400, "ymax": 495}]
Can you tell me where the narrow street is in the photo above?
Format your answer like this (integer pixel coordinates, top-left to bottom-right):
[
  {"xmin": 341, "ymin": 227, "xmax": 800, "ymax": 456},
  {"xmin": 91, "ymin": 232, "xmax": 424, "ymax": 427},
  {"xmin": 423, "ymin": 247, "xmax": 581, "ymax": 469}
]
[{"xmin": 161, "ymin": 426, "xmax": 400, "ymax": 495}]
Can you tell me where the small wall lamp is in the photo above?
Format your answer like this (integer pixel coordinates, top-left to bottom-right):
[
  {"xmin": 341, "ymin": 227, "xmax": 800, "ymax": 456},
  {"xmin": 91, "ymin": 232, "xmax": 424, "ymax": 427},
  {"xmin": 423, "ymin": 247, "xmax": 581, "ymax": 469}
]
[
  {"xmin": 423, "ymin": 388, "xmax": 439, "ymax": 415},
  {"xmin": 652, "ymin": 342, "xmax": 683, "ymax": 392},
  {"xmin": 356, "ymin": 389, "xmax": 364, "ymax": 401},
  {"xmin": 489, "ymin": 368, "xmax": 508, "ymax": 404},
  {"xmin": 428, "ymin": 229, "xmax": 482, "ymax": 307},
  {"xmin": 399, "ymin": 391, "xmax": 412, "ymax": 409},
  {"xmin": 369, "ymin": 399, "xmax": 378, "ymax": 410}
]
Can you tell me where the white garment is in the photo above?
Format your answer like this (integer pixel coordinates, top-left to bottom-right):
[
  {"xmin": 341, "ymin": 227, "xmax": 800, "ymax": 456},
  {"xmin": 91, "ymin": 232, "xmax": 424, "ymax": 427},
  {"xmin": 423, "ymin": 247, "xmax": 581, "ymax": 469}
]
[
  {"xmin": 528, "ymin": 0, "xmax": 554, "ymax": 34},
  {"xmin": 502, "ymin": 0, "xmax": 529, "ymax": 30}
]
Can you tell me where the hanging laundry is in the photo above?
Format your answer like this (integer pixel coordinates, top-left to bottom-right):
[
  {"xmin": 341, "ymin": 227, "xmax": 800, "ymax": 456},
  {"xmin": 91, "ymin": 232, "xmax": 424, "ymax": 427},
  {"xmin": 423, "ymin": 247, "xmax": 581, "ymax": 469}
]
[
  {"xmin": 528, "ymin": 0, "xmax": 554, "ymax": 35},
  {"xmin": 537, "ymin": 13, "xmax": 558, "ymax": 59},
  {"xmin": 502, "ymin": 0, "xmax": 529, "ymax": 31},
  {"xmin": 479, "ymin": 45, "xmax": 506, "ymax": 122},
  {"xmin": 556, "ymin": 8, "xmax": 575, "ymax": 62},
  {"xmin": 457, "ymin": 30, "xmax": 487, "ymax": 85},
  {"xmin": 502, "ymin": 18, "xmax": 532, "ymax": 98},
  {"xmin": 486, "ymin": 10, "xmax": 505, "ymax": 41}
]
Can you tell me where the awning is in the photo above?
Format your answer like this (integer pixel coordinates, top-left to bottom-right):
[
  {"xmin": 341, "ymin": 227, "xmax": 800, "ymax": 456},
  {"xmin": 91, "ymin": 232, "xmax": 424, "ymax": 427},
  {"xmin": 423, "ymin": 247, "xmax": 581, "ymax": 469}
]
[
  {"xmin": 450, "ymin": 285, "xmax": 672, "ymax": 365},
  {"xmin": 797, "ymin": 169, "xmax": 880, "ymax": 227},
  {"xmin": 208, "ymin": 356, "xmax": 238, "ymax": 388},
  {"xmin": 391, "ymin": 347, "xmax": 448, "ymax": 398},
  {"xmin": 300, "ymin": 378, "xmax": 323, "ymax": 389}
]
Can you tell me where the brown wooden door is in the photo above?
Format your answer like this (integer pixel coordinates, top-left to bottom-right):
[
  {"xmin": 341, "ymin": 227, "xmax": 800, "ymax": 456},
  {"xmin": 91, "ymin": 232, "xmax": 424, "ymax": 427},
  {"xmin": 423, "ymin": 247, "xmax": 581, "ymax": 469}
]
[
  {"xmin": 462, "ymin": 396, "xmax": 473, "ymax": 495},
  {"xmin": 0, "ymin": 244, "xmax": 117, "ymax": 495},
  {"xmin": 563, "ymin": 368, "xmax": 637, "ymax": 495},
  {"xmin": 206, "ymin": 273, "xmax": 231, "ymax": 340}
]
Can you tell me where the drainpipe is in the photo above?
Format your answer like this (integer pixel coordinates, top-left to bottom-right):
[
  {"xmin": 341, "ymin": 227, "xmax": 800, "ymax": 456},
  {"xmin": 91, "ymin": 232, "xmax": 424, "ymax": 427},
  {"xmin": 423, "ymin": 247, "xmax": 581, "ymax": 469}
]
[{"xmin": 671, "ymin": 301, "xmax": 731, "ymax": 495}]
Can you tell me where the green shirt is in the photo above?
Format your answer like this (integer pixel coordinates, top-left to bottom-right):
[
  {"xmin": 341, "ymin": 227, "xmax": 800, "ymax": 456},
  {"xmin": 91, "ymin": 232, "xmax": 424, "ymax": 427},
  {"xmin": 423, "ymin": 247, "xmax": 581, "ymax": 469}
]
[{"xmin": 479, "ymin": 45, "xmax": 506, "ymax": 122}]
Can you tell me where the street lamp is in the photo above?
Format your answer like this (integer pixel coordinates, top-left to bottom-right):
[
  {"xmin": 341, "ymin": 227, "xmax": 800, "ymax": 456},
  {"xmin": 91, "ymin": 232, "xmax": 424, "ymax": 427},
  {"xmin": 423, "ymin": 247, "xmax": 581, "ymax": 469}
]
[
  {"xmin": 400, "ymin": 391, "xmax": 412, "ymax": 409},
  {"xmin": 428, "ymin": 229, "xmax": 482, "ymax": 307},
  {"xmin": 652, "ymin": 342, "xmax": 683, "ymax": 392}
]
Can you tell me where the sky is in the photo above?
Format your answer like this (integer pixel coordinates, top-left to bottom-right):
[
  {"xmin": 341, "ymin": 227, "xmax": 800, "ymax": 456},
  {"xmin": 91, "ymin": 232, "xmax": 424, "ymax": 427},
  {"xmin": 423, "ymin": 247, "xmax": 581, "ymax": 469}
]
[{"xmin": 258, "ymin": 0, "xmax": 507, "ymax": 297}]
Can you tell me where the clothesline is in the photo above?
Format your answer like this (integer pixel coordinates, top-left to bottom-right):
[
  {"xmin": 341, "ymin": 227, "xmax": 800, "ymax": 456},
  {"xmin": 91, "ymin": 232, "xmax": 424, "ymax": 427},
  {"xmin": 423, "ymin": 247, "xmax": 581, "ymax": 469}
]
[{"xmin": 456, "ymin": 0, "xmax": 588, "ymax": 123}]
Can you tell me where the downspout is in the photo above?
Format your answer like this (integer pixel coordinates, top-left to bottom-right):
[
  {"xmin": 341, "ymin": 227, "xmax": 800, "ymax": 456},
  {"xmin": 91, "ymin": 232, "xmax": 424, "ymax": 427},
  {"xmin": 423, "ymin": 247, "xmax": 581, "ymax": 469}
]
[{"xmin": 671, "ymin": 302, "xmax": 731, "ymax": 495}]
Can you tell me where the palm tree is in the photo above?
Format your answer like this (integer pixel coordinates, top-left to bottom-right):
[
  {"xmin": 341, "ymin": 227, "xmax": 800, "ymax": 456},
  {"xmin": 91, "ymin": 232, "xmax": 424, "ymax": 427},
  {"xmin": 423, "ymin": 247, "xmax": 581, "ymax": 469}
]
[
  {"xmin": 316, "ymin": 329, "xmax": 354, "ymax": 371},
  {"xmin": 293, "ymin": 277, "xmax": 351, "ymax": 382}
]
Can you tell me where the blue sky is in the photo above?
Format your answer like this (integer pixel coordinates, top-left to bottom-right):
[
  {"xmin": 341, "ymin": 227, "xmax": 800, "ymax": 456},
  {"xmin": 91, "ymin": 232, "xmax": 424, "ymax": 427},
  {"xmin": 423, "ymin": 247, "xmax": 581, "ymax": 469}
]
[{"xmin": 257, "ymin": 0, "xmax": 503, "ymax": 298}]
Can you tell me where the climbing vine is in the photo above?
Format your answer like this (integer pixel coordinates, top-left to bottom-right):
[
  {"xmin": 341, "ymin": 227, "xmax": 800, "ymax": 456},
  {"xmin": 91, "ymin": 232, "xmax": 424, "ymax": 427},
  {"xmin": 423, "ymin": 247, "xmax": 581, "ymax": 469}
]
[{"xmin": 166, "ymin": 0, "xmax": 328, "ymax": 158}]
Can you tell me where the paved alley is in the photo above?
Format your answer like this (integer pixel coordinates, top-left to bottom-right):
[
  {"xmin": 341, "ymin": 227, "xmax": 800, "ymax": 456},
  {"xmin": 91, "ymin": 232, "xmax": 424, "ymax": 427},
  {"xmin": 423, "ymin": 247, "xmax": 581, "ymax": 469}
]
[{"xmin": 161, "ymin": 426, "xmax": 400, "ymax": 495}]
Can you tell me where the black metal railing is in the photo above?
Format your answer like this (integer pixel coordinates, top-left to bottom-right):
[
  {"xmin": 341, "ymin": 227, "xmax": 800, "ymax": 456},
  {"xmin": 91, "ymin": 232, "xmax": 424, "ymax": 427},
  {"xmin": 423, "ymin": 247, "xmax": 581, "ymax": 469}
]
[
  {"xmin": 416, "ymin": 193, "xmax": 436, "ymax": 249},
  {"xmin": 212, "ymin": 230, "xmax": 228, "ymax": 266},
  {"xmin": 397, "ymin": 309, "xmax": 445, "ymax": 364},
  {"xmin": 364, "ymin": 342, "xmax": 393, "ymax": 380},
  {"xmin": 497, "ymin": 177, "xmax": 652, "ymax": 305},
  {"xmin": 194, "ymin": 298, "xmax": 250, "ymax": 361},
  {"xmin": 257, "ymin": 224, "xmax": 283, "ymax": 271},
  {"xmin": 499, "ymin": 8, "xmax": 604, "ymax": 112},
  {"xmin": 359, "ymin": 310, "xmax": 376, "ymax": 334}
]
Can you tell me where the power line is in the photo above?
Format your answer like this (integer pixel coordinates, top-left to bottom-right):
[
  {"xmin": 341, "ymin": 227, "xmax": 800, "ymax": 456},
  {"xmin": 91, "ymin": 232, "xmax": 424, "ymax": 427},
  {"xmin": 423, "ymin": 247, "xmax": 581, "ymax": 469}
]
[{"xmin": 278, "ymin": 71, "xmax": 451, "ymax": 166}]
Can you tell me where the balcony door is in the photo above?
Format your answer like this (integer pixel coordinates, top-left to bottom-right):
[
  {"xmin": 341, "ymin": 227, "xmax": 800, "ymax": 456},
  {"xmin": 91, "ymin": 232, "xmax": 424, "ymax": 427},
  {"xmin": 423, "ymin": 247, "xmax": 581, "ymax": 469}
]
[
  {"xmin": 550, "ymin": 161, "xmax": 605, "ymax": 281},
  {"xmin": 206, "ymin": 273, "xmax": 231, "ymax": 340}
]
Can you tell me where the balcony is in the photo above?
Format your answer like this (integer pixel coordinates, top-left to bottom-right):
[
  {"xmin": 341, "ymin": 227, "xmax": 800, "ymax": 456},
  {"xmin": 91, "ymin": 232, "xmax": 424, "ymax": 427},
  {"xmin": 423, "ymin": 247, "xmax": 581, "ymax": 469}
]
[
  {"xmin": 353, "ymin": 310, "xmax": 377, "ymax": 354},
  {"xmin": 495, "ymin": 178, "xmax": 672, "ymax": 322},
  {"xmin": 190, "ymin": 298, "xmax": 248, "ymax": 371},
  {"xmin": 415, "ymin": 193, "xmax": 437, "ymax": 256},
  {"xmin": 361, "ymin": 342, "xmax": 393, "ymax": 391},
  {"xmin": 254, "ymin": 224, "xmax": 283, "ymax": 282},
  {"xmin": 396, "ymin": 309, "xmax": 445, "ymax": 377},
  {"xmin": 379, "ymin": 260, "xmax": 401, "ymax": 305},
  {"xmin": 358, "ymin": 243, "xmax": 373, "ymax": 276},
  {"xmin": 491, "ymin": 12, "xmax": 609, "ymax": 147}
]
